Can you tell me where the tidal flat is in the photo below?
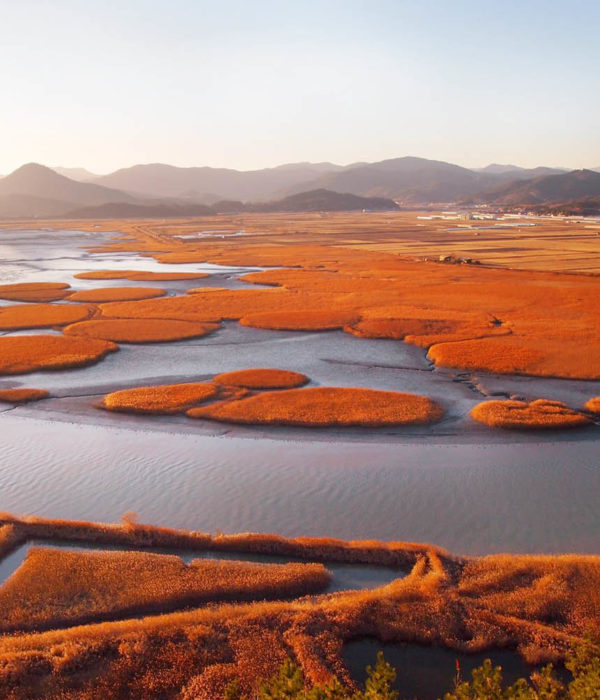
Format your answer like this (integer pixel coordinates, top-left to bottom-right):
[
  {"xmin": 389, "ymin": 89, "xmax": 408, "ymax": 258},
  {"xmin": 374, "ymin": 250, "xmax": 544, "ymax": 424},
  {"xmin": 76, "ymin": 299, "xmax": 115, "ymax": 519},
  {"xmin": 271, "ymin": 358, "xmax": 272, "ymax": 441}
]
[
  {"xmin": 0, "ymin": 223, "xmax": 598, "ymax": 555},
  {"xmin": 0, "ymin": 214, "xmax": 599, "ymax": 698}
]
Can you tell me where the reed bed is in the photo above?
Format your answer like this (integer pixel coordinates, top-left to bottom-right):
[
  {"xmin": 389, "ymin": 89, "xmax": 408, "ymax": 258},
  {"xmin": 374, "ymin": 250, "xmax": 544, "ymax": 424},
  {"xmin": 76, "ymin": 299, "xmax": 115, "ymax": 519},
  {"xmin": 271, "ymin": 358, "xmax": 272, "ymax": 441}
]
[
  {"xmin": 66, "ymin": 287, "xmax": 166, "ymax": 303},
  {"xmin": 91, "ymin": 231, "xmax": 600, "ymax": 379},
  {"xmin": 0, "ymin": 335, "xmax": 117, "ymax": 375},
  {"xmin": 348, "ymin": 315, "xmax": 510, "ymax": 348},
  {"xmin": 0, "ymin": 388, "xmax": 49, "ymax": 403},
  {"xmin": 74, "ymin": 270, "xmax": 208, "ymax": 281},
  {"xmin": 0, "ymin": 547, "xmax": 331, "ymax": 633},
  {"xmin": 584, "ymin": 397, "xmax": 600, "ymax": 413},
  {"xmin": 240, "ymin": 309, "xmax": 360, "ymax": 331},
  {"xmin": 470, "ymin": 399, "xmax": 591, "ymax": 429},
  {"xmin": 0, "ymin": 514, "xmax": 598, "ymax": 698},
  {"xmin": 0, "ymin": 524, "xmax": 24, "ymax": 561},
  {"xmin": 188, "ymin": 386, "xmax": 444, "ymax": 427},
  {"xmin": 101, "ymin": 382, "xmax": 219, "ymax": 414},
  {"xmin": 0, "ymin": 303, "xmax": 95, "ymax": 331},
  {"xmin": 63, "ymin": 318, "xmax": 219, "ymax": 343},
  {"xmin": 458, "ymin": 554, "xmax": 600, "ymax": 633},
  {"xmin": 0, "ymin": 282, "xmax": 71, "ymax": 302},
  {"xmin": 0, "ymin": 513, "xmax": 444, "ymax": 567},
  {"xmin": 212, "ymin": 369, "xmax": 309, "ymax": 390}
]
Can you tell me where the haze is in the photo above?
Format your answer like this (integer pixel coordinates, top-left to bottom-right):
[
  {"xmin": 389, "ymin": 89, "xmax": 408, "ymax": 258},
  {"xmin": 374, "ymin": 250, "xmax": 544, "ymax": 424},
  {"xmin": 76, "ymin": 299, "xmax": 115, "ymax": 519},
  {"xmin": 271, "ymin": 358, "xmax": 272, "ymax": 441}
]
[{"xmin": 2, "ymin": 0, "xmax": 599, "ymax": 174}]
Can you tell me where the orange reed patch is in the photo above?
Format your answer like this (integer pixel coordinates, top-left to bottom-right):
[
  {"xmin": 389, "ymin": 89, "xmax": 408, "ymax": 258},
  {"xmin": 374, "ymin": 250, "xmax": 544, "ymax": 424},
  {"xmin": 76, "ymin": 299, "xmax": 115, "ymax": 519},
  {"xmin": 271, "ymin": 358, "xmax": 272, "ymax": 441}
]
[
  {"xmin": 100, "ymin": 288, "xmax": 305, "ymax": 322},
  {"xmin": 0, "ymin": 282, "xmax": 71, "ymax": 303},
  {"xmin": 0, "ymin": 547, "xmax": 330, "ymax": 633},
  {"xmin": 0, "ymin": 303, "xmax": 94, "ymax": 330},
  {"xmin": 213, "ymin": 369, "xmax": 309, "ymax": 390},
  {"xmin": 0, "ymin": 335, "xmax": 117, "ymax": 375},
  {"xmin": 584, "ymin": 397, "xmax": 600, "ymax": 414},
  {"xmin": 66, "ymin": 287, "xmax": 166, "ymax": 303},
  {"xmin": 63, "ymin": 318, "xmax": 219, "ymax": 344},
  {"xmin": 240, "ymin": 309, "xmax": 360, "ymax": 331},
  {"xmin": 74, "ymin": 270, "xmax": 209, "ymax": 281},
  {"xmin": 347, "ymin": 316, "xmax": 510, "ymax": 348},
  {"xmin": 0, "ymin": 388, "xmax": 49, "ymax": 403},
  {"xmin": 188, "ymin": 386, "xmax": 444, "ymax": 427},
  {"xmin": 428, "ymin": 335, "xmax": 600, "ymax": 379},
  {"xmin": 102, "ymin": 382, "xmax": 218, "ymax": 414},
  {"xmin": 470, "ymin": 399, "xmax": 590, "ymax": 430}
]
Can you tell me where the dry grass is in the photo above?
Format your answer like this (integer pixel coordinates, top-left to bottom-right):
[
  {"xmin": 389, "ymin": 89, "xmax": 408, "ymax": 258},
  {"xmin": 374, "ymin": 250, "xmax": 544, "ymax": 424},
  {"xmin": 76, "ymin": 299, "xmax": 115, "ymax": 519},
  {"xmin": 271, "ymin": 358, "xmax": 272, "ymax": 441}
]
[
  {"xmin": 0, "ymin": 335, "xmax": 117, "ymax": 375},
  {"xmin": 0, "ymin": 303, "xmax": 94, "ymax": 330},
  {"xmin": 348, "ymin": 315, "xmax": 510, "ymax": 348},
  {"xmin": 0, "ymin": 514, "xmax": 598, "ymax": 698},
  {"xmin": 0, "ymin": 388, "xmax": 49, "ymax": 403},
  {"xmin": 428, "ymin": 335, "xmax": 600, "ymax": 379},
  {"xmin": 48, "ymin": 214, "xmax": 600, "ymax": 380},
  {"xmin": 0, "ymin": 524, "xmax": 24, "ymax": 561},
  {"xmin": 101, "ymin": 287, "xmax": 319, "ymax": 322},
  {"xmin": 240, "ymin": 309, "xmax": 360, "ymax": 331},
  {"xmin": 0, "ymin": 547, "xmax": 330, "ymax": 633},
  {"xmin": 470, "ymin": 399, "xmax": 591, "ymax": 429},
  {"xmin": 74, "ymin": 270, "xmax": 209, "ymax": 281},
  {"xmin": 63, "ymin": 318, "xmax": 219, "ymax": 343},
  {"xmin": 188, "ymin": 386, "xmax": 444, "ymax": 427},
  {"xmin": 585, "ymin": 397, "xmax": 600, "ymax": 413},
  {"xmin": 0, "ymin": 513, "xmax": 444, "ymax": 566},
  {"xmin": 101, "ymin": 382, "xmax": 219, "ymax": 414},
  {"xmin": 66, "ymin": 287, "xmax": 166, "ymax": 302},
  {"xmin": 212, "ymin": 369, "xmax": 309, "ymax": 390},
  {"xmin": 0, "ymin": 282, "xmax": 71, "ymax": 302},
  {"xmin": 458, "ymin": 554, "xmax": 600, "ymax": 633}
]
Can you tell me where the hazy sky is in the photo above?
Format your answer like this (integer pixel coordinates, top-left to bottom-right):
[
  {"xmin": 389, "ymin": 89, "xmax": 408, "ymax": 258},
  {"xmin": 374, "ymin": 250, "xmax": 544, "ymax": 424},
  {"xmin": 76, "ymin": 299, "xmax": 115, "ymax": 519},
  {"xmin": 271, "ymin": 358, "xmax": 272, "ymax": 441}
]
[{"xmin": 2, "ymin": 0, "xmax": 599, "ymax": 174}]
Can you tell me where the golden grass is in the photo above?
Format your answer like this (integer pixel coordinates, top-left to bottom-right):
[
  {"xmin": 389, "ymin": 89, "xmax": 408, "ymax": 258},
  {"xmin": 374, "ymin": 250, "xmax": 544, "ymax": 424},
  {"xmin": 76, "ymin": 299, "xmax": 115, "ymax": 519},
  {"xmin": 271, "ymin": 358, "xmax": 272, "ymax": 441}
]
[
  {"xmin": 0, "ymin": 513, "xmax": 599, "ymax": 698},
  {"xmin": 188, "ymin": 386, "xmax": 444, "ymax": 427},
  {"xmin": 240, "ymin": 309, "xmax": 360, "ymax": 331},
  {"xmin": 74, "ymin": 270, "xmax": 209, "ymax": 281},
  {"xmin": 427, "ymin": 336, "xmax": 600, "ymax": 379},
  {"xmin": 0, "ymin": 547, "xmax": 330, "ymax": 633},
  {"xmin": 470, "ymin": 399, "xmax": 591, "ymax": 429},
  {"xmin": 0, "ymin": 524, "xmax": 24, "ymax": 561},
  {"xmin": 63, "ymin": 318, "xmax": 219, "ymax": 343},
  {"xmin": 66, "ymin": 287, "xmax": 166, "ymax": 302},
  {"xmin": 212, "ymin": 369, "xmax": 309, "ymax": 390},
  {"xmin": 0, "ymin": 302, "xmax": 94, "ymax": 330},
  {"xmin": 48, "ymin": 214, "xmax": 600, "ymax": 380},
  {"xmin": 347, "ymin": 314, "xmax": 510, "ymax": 348},
  {"xmin": 0, "ymin": 282, "xmax": 71, "ymax": 302},
  {"xmin": 0, "ymin": 335, "xmax": 117, "ymax": 375},
  {"xmin": 585, "ymin": 397, "xmax": 600, "ymax": 413},
  {"xmin": 0, "ymin": 388, "xmax": 49, "ymax": 403},
  {"xmin": 101, "ymin": 382, "xmax": 219, "ymax": 414},
  {"xmin": 458, "ymin": 554, "xmax": 600, "ymax": 632},
  {"xmin": 0, "ymin": 513, "xmax": 444, "ymax": 567}
]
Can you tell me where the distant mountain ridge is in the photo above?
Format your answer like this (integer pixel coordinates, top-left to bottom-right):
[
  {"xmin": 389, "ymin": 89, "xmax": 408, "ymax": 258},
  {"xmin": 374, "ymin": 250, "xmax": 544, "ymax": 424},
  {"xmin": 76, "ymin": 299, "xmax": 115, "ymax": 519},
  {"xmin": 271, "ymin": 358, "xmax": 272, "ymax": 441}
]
[
  {"xmin": 52, "ymin": 167, "xmax": 98, "ymax": 182},
  {"xmin": 467, "ymin": 169, "xmax": 600, "ymax": 205},
  {"xmin": 66, "ymin": 189, "xmax": 399, "ymax": 218},
  {"xmin": 92, "ymin": 162, "xmax": 345, "ymax": 202},
  {"xmin": 0, "ymin": 164, "xmax": 140, "ymax": 217},
  {"xmin": 0, "ymin": 158, "xmax": 599, "ymax": 218}
]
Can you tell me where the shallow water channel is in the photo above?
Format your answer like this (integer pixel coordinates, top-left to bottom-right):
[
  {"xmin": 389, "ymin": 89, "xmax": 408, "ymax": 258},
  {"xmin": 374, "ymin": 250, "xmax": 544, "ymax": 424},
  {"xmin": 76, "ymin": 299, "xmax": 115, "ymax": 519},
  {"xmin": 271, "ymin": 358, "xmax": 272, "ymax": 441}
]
[
  {"xmin": 0, "ymin": 540, "xmax": 402, "ymax": 595},
  {"xmin": 344, "ymin": 639, "xmax": 566, "ymax": 700}
]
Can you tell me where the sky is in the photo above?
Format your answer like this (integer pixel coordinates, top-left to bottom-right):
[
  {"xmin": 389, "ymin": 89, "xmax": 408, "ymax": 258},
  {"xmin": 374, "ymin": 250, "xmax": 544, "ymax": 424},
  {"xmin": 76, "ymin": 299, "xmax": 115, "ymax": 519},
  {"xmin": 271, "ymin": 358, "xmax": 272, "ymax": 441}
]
[{"xmin": 1, "ymin": 0, "xmax": 599, "ymax": 174}]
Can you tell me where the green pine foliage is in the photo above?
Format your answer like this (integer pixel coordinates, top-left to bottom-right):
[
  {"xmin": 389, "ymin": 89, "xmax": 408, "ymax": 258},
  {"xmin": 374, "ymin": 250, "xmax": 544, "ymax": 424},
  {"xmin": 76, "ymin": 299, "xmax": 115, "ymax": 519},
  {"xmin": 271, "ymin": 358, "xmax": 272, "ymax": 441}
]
[{"xmin": 226, "ymin": 642, "xmax": 600, "ymax": 700}]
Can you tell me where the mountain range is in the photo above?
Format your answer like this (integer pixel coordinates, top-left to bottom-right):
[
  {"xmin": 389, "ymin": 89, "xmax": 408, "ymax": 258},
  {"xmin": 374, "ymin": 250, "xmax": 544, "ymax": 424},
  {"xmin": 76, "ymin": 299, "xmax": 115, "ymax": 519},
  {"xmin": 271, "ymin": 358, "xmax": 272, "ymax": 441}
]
[{"xmin": 0, "ymin": 157, "xmax": 598, "ymax": 218}]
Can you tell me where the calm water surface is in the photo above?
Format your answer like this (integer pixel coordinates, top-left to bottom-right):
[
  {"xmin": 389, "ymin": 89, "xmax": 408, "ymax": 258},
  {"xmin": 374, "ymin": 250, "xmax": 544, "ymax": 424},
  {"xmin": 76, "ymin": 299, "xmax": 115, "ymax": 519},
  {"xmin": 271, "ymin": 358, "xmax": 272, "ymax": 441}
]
[{"xmin": 1, "ymin": 414, "xmax": 598, "ymax": 556}]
